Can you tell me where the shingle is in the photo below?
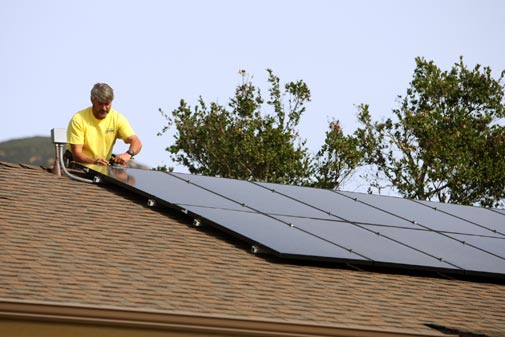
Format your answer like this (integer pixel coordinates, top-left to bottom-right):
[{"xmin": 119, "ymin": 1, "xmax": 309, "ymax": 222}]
[{"xmin": 1, "ymin": 161, "xmax": 504, "ymax": 337}]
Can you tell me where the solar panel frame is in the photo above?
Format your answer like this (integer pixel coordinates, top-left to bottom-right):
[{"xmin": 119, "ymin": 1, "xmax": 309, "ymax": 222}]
[{"xmin": 82, "ymin": 165, "xmax": 505, "ymax": 279}]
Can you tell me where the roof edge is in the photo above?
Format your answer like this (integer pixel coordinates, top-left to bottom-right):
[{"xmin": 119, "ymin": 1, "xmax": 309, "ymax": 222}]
[{"xmin": 0, "ymin": 300, "xmax": 447, "ymax": 337}]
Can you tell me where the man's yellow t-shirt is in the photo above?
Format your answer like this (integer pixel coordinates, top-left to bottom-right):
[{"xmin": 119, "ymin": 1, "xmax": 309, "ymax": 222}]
[{"xmin": 66, "ymin": 107, "xmax": 135, "ymax": 160}]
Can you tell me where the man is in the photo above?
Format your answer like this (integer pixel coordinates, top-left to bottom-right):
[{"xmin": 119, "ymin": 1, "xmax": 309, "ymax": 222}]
[{"xmin": 66, "ymin": 83, "xmax": 142, "ymax": 166}]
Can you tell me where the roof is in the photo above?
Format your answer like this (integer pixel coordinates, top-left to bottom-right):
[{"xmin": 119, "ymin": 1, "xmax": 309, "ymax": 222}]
[{"xmin": 1, "ymin": 161, "xmax": 505, "ymax": 337}]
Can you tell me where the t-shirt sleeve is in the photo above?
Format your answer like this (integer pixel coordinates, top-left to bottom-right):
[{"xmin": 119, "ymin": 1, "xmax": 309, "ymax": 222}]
[
  {"xmin": 67, "ymin": 115, "xmax": 85, "ymax": 145},
  {"xmin": 117, "ymin": 114, "xmax": 136, "ymax": 141}
]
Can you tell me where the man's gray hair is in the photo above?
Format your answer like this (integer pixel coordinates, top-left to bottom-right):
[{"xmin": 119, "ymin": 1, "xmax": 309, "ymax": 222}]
[{"xmin": 90, "ymin": 83, "xmax": 114, "ymax": 101}]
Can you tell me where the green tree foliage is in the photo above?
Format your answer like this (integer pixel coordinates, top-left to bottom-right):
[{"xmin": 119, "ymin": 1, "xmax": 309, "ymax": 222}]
[
  {"xmin": 355, "ymin": 57, "xmax": 505, "ymax": 206},
  {"xmin": 158, "ymin": 69, "xmax": 313, "ymax": 185},
  {"xmin": 313, "ymin": 120, "xmax": 365, "ymax": 189}
]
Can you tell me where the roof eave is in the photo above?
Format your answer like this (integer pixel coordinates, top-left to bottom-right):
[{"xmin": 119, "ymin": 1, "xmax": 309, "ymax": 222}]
[{"xmin": 0, "ymin": 300, "xmax": 448, "ymax": 337}]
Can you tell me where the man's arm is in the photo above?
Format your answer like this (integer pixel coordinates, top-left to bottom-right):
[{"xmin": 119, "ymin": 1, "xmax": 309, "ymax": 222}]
[
  {"xmin": 114, "ymin": 135, "xmax": 142, "ymax": 166},
  {"xmin": 70, "ymin": 144, "xmax": 110, "ymax": 166},
  {"xmin": 125, "ymin": 134, "xmax": 142, "ymax": 155}
]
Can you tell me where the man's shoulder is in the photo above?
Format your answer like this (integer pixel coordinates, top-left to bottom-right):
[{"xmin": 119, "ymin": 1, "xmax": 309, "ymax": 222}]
[{"xmin": 72, "ymin": 107, "xmax": 93, "ymax": 120}]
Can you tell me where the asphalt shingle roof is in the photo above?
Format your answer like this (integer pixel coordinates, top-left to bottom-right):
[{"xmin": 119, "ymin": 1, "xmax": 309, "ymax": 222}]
[{"xmin": 1, "ymin": 162, "xmax": 504, "ymax": 337}]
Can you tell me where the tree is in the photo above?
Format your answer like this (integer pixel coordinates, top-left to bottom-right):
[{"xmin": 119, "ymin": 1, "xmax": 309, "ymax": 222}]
[
  {"xmin": 355, "ymin": 57, "xmax": 505, "ymax": 207},
  {"xmin": 312, "ymin": 119, "xmax": 365, "ymax": 189},
  {"xmin": 158, "ymin": 69, "xmax": 313, "ymax": 185}
]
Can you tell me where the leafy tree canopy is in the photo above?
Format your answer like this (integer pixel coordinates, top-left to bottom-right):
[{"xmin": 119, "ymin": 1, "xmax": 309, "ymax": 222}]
[
  {"xmin": 158, "ymin": 69, "xmax": 313, "ymax": 185},
  {"xmin": 159, "ymin": 58, "xmax": 505, "ymax": 207},
  {"xmin": 313, "ymin": 119, "xmax": 365, "ymax": 189},
  {"xmin": 354, "ymin": 56, "xmax": 505, "ymax": 207}
]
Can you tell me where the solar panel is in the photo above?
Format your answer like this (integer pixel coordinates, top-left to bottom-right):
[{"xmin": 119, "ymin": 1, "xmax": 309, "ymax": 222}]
[
  {"xmin": 276, "ymin": 216, "xmax": 459, "ymax": 270},
  {"xmin": 185, "ymin": 206, "xmax": 370, "ymax": 262},
  {"xmin": 414, "ymin": 199, "xmax": 505, "ymax": 235},
  {"xmin": 256, "ymin": 182, "xmax": 425, "ymax": 229},
  {"xmin": 337, "ymin": 191, "xmax": 505, "ymax": 237},
  {"xmin": 107, "ymin": 168, "xmax": 245, "ymax": 211},
  {"xmin": 83, "ymin": 165, "xmax": 505, "ymax": 278},
  {"xmin": 170, "ymin": 172, "xmax": 333, "ymax": 220}
]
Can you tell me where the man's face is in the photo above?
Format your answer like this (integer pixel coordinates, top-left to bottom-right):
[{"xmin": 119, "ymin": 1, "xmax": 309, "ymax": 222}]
[{"xmin": 91, "ymin": 98, "xmax": 112, "ymax": 119}]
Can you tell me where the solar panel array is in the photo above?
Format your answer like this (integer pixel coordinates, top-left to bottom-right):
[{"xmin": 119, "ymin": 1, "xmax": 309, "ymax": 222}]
[{"xmin": 85, "ymin": 165, "xmax": 505, "ymax": 278}]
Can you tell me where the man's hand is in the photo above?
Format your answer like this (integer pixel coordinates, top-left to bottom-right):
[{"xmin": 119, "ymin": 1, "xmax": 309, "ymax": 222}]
[
  {"xmin": 94, "ymin": 158, "xmax": 110, "ymax": 166},
  {"xmin": 71, "ymin": 144, "xmax": 110, "ymax": 166},
  {"xmin": 112, "ymin": 152, "xmax": 132, "ymax": 166}
]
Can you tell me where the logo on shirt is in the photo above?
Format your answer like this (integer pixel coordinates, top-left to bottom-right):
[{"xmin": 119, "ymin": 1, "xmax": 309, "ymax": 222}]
[{"xmin": 105, "ymin": 128, "xmax": 115, "ymax": 134}]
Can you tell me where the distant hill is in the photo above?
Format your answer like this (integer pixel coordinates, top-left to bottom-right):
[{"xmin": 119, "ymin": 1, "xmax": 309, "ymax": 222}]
[
  {"xmin": 0, "ymin": 136, "xmax": 150, "ymax": 169},
  {"xmin": 0, "ymin": 136, "xmax": 55, "ymax": 166}
]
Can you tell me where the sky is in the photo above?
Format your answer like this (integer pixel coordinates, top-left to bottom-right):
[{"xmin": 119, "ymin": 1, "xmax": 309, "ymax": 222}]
[{"xmin": 2, "ymin": 0, "xmax": 505, "ymax": 185}]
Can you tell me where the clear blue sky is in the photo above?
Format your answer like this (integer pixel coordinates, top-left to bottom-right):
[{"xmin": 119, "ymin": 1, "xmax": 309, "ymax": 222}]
[{"xmin": 2, "ymin": 0, "xmax": 504, "ymax": 180}]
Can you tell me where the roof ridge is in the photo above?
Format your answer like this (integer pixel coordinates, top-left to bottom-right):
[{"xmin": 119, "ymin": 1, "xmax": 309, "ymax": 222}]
[
  {"xmin": 0, "ymin": 160, "xmax": 47, "ymax": 171},
  {"xmin": 0, "ymin": 161, "xmax": 22, "ymax": 168}
]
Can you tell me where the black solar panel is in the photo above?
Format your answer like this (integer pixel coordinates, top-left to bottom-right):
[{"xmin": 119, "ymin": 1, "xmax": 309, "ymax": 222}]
[
  {"xmin": 414, "ymin": 198, "xmax": 505, "ymax": 235},
  {"xmin": 337, "ymin": 190, "xmax": 505, "ymax": 236},
  {"xmin": 84, "ymin": 165, "xmax": 505, "ymax": 278},
  {"xmin": 185, "ymin": 206, "xmax": 368, "ymax": 262}
]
